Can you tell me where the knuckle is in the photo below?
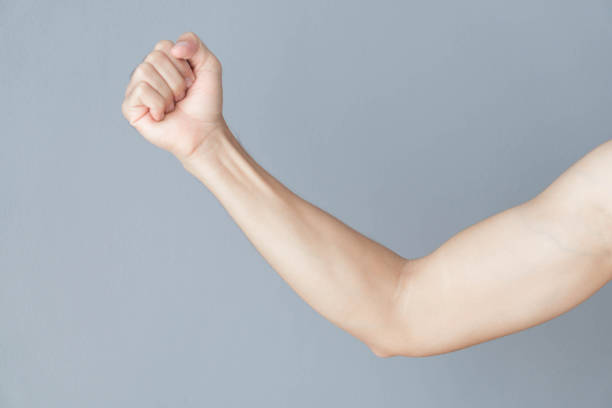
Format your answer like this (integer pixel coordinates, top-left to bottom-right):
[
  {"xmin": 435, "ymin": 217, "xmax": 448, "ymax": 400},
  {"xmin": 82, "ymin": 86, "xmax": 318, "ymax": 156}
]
[
  {"xmin": 154, "ymin": 40, "xmax": 172, "ymax": 50},
  {"xmin": 133, "ymin": 81, "xmax": 149, "ymax": 96},
  {"xmin": 144, "ymin": 50, "xmax": 166, "ymax": 65},
  {"xmin": 133, "ymin": 63, "xmax": 148, "ymax": 77},
  {"xmin": 124, "ymin": 82, "xmax": 133, "ymax": 97},
  {"xmin": 128, "ymin": 65, "xmax": 138, "ymax": 79}
]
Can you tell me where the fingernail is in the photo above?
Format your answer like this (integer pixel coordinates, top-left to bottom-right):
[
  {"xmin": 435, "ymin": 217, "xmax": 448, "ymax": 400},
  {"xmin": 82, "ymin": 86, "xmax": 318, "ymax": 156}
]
[{"xmin": 185, "ymin": 77, "xmax": 193, "ymax": 87}]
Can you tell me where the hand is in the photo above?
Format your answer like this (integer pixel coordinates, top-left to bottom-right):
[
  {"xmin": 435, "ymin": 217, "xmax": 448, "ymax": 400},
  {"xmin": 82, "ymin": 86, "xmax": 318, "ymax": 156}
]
[{"xmin": 122, "ymin": 32, "xmax": 225, "ymax": 161}]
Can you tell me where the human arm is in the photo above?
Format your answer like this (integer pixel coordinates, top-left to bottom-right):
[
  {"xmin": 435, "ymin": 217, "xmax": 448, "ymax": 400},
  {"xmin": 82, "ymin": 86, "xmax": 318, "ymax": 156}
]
[{"xmin": 121, "ymin": 32, "xmax": 612, "ymax": 357}]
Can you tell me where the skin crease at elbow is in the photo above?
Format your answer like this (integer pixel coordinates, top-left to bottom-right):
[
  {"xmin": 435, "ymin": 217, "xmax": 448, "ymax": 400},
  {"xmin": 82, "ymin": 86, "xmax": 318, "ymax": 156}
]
[{"xmin": 122, "ymin": 31, "xmax": 612, "ymax": 358}]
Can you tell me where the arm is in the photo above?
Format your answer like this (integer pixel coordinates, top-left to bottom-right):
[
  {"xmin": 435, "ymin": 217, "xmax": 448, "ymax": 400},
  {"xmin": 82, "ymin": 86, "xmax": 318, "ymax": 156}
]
[{"xmin": 122, "ymin": 32, "xmax": 612, "ymax": 357}]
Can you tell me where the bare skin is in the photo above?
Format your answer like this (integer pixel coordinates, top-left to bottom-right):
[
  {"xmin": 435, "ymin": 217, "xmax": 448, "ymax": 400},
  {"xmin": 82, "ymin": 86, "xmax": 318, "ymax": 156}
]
[{"xmin": 122, "ymin": 32, "xmax": 612, "ymax": 357}]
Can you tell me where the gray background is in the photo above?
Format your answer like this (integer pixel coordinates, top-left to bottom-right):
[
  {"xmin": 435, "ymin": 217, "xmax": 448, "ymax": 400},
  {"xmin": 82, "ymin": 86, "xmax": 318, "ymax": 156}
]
[{"xmin": 2, "ymin": 0, "xmax": 612, "ymax": 406}]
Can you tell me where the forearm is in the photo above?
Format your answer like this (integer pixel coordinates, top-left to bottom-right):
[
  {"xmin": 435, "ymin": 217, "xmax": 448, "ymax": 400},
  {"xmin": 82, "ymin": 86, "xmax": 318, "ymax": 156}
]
[{"xmin": 182, "ymin": 125, "xmax": 407, "ymax": 354}]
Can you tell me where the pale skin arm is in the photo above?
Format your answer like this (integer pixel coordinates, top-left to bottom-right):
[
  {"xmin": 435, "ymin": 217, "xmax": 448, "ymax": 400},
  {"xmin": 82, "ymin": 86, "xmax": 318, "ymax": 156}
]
[{"xmin": 122, "ymin": 32, "xmax": 612, "ymax": 357}]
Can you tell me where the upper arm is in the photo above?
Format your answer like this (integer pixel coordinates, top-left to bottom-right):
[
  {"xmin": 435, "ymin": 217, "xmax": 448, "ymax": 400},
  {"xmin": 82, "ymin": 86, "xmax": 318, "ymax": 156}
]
[
  {"xmin": 386, "ymin": 140, "xmax": 612, "ymax": 357},
  {"xmin": 532, "ymin": 140, "xmax": 612, "ymax": 263}
]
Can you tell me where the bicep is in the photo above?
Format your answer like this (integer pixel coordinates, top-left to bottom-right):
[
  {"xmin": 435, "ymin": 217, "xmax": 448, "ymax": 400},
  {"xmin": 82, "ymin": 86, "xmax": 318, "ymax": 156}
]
[{"xmin": 390, "ymin": 142, "xmax": 612, "ymax": 357}]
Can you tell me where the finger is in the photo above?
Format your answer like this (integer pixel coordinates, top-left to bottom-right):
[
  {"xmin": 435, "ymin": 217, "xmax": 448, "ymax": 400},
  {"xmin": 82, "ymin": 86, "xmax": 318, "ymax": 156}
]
[
  {"xmin": 122, "ymin": 81, "xmax": 167, "ymax": 123},
  {"xmin": 170, "ymin": 31, "xmax": 221, "ymax": 74},
  {"xmin": 144, "ymin": 50, "xmax": 188, "ymax": 101},
  {"xmin": 153, "ymin": 40, "xmax": 195, "ymax": 86},
  {"xmin": 126, "ymin": 62, "xmax": 175, "ymax": 112}
]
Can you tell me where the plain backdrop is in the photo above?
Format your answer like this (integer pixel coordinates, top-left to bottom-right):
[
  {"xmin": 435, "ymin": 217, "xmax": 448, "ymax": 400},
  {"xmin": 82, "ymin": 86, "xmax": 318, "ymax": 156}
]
[{"xmin": 2, "ymin": 0, "xmax": 612, "ymax": 406}]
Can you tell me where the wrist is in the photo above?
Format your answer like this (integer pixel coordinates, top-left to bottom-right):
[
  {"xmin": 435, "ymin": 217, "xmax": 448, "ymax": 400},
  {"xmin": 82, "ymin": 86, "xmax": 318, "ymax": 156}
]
[
  {"xmin": 179, "ymin": 121, "xmax": 245, "ymax": 184},
  {"xmin": 180, "ymin": 119, "xmax": 283, "ymax": 205},
  {"xmin": 180, "ymin": 119, "xmax": 229, "ymax": 162}
]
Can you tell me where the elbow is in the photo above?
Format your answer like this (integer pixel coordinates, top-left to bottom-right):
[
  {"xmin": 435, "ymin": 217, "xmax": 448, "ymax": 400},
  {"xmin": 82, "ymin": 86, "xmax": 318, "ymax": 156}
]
[
  {"xmin": 368, "ymin": 341, "xmax": 436, "ymax": 359},
  {"xmin": 365, "ymin": 257, "xmax": 449, "ymax": 358},
  {"xmin": 368, "ymin": 343, "xmax": 398, "ymax": 358},
  {"xmin": 366, "ymin": 264, "xmax": 439, "ymax": 358},
  {"xmin": 366, "ymin": 327, "xmax": 438, "ymax": 358}
]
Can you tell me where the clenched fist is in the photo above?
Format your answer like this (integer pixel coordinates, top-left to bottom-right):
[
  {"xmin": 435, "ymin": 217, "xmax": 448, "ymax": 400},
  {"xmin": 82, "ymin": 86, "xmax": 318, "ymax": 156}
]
[{"xmin": 122, "ymin": 32, "xmax": 226, "ymax": 161}]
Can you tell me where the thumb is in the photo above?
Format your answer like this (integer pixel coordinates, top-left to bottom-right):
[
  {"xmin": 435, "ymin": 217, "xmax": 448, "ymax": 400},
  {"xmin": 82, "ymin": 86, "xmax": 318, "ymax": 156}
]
[{"xmin": 170, "ymin": 32, "xmax": 220, "ymax": 74}]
